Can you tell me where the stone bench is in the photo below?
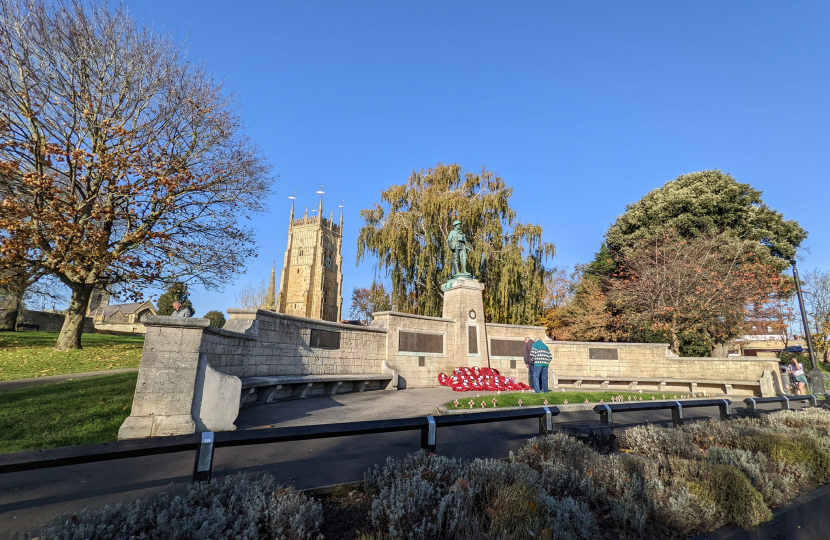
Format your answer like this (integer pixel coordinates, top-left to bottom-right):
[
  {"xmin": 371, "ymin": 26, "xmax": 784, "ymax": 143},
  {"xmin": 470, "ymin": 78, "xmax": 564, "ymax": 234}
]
[
  {"xmin": 555, "ymin": 375, "xmax": 765, "ymax": 396},
  {"xmin": 240, "ymin": 373, "xmax": 395, "ymax": 404}
]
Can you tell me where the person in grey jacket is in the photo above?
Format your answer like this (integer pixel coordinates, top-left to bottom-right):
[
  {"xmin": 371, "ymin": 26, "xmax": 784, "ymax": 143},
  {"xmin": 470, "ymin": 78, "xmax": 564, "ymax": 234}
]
[
  {"xmin": 171, "ymin": 300, "xmax": 192, "ymax": 318},
  {"xmin": 524, "ymin": 337, "xmax": 536, "ymax": 392}
]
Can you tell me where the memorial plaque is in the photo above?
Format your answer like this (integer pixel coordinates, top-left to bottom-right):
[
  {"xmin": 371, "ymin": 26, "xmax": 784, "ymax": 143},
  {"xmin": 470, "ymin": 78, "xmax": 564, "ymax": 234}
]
[
  {"xmin": 468, "ymin": 326, "xmax": 478, "ymax": 354},
  {"xmin": 310, "ymin": 329, "xmax": 340, "ymax": 349},
  {"xmin": 490, "ymin": 339, "xmax": 525, "ymax": 357},
  {"xmin": 589, "ymin": 347, "xmax": 618, "ymax": 360},
  {"xmin": 399, "ymin": 331, "xmax": 443, "ymax": 354}
]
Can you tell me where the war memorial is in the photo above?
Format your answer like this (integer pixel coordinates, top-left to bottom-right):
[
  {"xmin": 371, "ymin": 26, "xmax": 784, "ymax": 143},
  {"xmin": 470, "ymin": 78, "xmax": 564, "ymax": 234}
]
[{"xmin": 119, "ymin": 207, "xmax": 784, "ymax": 439}]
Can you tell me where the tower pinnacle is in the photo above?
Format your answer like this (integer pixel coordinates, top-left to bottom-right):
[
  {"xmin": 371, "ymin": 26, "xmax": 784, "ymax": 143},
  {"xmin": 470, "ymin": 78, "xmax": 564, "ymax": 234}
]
[{"xmin": 261, "ymin": 261, "xmax": 277, "ymax": 311}]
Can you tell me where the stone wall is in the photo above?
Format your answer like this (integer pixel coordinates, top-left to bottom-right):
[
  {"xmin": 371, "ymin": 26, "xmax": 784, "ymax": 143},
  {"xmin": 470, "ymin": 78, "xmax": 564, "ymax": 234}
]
[
  {"xmin": 486, "ymin": 323, "xmax": 548, "ymax": 385},
  {"xmin": 368, "ymin": 314, "xmax": 548, "ymax": 388},
  {"xmin": 204, "ymin": 309, "xmax": 387, "ymax": 377},
  {"xmin": 371, "ymin": 312, "xmax": 455, "ymax": 388},
  {"xmin": 545, "ymin": 340, "xmax": 781, "ymax": 395},
  {"xmin": 15, "ymin": 310, "xmax": 95, "ymax": 332}
]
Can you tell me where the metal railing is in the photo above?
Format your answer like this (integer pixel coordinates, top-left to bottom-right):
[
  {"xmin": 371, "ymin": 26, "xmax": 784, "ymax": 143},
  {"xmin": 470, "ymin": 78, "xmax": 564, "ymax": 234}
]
[
  {"xmin": 594, "ymin": 398, "xmax": 732, "ymax": 426},
  {"xmin": 0, "ymin": 406, "xmax": 560, "ymax": 482},
  {"xmin": 0, "ymin": 395, "xmax": 819, "ymax": 484},
  {"xmin": 745, "ymin": 395, "xmax": 818, "ymax": 410}
]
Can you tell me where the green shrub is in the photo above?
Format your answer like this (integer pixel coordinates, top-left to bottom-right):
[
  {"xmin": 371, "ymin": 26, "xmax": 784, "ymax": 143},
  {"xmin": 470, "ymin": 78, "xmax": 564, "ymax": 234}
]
[
  {"xmin": 738, "ymin": 432, "xmax": 830, "ymax": 483},
  {"xmin": 205, "ymin": 310, "xmax": 227, "ymax": 328},
  {"xmin": 365, "ymin": 450, "xmax": 596, "ymax": 540},
  {"xmin": 666, "ymin": 458, "xmax": 771, "ymax": 530},
  {"xmin": 16, "ymin": 474, "xmax": 322, "ymax": 540}
]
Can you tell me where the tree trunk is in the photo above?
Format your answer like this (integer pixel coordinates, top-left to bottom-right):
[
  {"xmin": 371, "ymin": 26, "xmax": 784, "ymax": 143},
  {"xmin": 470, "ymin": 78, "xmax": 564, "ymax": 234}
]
[
  {"xmin": 55, "ymin": 286, "xmax": 93, "ymax": 351},
  {"xmin": 0, "ymin": 293, "xmax": 22, "ymax": 331}
]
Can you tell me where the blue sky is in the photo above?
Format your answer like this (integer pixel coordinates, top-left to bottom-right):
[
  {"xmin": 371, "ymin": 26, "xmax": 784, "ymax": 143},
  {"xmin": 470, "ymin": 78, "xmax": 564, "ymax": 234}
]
[{"xmin": 104, "ymin": 1, "xmax": 828, "ymax": 316}]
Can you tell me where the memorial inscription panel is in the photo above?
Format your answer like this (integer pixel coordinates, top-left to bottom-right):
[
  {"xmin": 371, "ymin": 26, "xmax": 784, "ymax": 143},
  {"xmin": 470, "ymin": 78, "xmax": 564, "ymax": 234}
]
[
  {"xmin": 468, "ymin": 326, "xmax": 478, "ymax": 354},
  {"xmin": 490, "ymin": 339, "xmax": 525, "ymax": 357},
  {"xmin": 310, "ymin": 329, "xmax": 340, "ymax": 349},
  {"xmin": 589, "ymin": 348, "xmax": 618, "ymax": 360},
  {"xmin": 399, "ymin": 331, "xmax": 444, "ymax": 354}
]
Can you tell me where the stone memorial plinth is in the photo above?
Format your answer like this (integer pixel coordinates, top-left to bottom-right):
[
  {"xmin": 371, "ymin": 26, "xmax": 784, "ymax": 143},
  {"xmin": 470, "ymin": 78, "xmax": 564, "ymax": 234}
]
[{"xmin": 441, "ymin": 275, "xmax": 489, "ymax": 368}]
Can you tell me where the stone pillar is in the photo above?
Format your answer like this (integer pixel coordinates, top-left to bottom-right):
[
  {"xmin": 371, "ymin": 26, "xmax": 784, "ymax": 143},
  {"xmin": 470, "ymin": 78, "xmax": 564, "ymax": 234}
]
[
  {"xmin": 118, "ymin": 316, "xmax": 209, "ymax": 440},
  {"xmin": 441, "ymin": 276, "xmax": 489, "ymax": 369}
]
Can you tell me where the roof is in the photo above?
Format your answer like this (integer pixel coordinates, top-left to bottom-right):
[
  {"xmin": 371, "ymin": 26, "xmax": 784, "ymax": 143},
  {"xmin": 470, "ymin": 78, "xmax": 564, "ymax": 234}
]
[{"xmin": 90, "ymin": 301, "xmax": 156, "ymax": 318}]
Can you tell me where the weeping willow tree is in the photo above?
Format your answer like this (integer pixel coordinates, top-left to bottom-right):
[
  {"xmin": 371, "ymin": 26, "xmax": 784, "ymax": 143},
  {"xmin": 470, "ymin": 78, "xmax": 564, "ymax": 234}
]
[{"xmin": 357, "ymin": 163, "xmax": 555, "ymax": 325}]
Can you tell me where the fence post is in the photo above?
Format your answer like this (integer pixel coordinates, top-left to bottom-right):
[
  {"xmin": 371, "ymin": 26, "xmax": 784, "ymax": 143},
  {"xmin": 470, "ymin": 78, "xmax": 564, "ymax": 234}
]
[
  {"xmin": 781, "ymin": 396, "xmax": 790, "ymax": 410},
  {"xmin": 538, "ymin": 407, "xmax": 553, "ymax": 435},
  {"xmin": 671, "ymin": 402, "xmax": 684, "ymax": 426},
  {"xmin": 598, "ymin": 404, "xmax": 612, "ymax": 425},
  {"xmin": 421, "ymin": 416, "xmax": 437, "ymax": 453},
  {"xmin": 719, "ymin": 399, "xmax": 730, "ymax": 421},
  {"xmin": 192, "ymin": 432, "xmax": 215, "ymax": 483}
]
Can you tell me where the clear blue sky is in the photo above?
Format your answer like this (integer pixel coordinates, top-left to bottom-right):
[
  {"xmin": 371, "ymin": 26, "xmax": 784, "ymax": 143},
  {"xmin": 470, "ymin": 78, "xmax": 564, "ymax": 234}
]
[{"xmin": 106, "ymin": 1, "xmax": 829, "ymax": 316}]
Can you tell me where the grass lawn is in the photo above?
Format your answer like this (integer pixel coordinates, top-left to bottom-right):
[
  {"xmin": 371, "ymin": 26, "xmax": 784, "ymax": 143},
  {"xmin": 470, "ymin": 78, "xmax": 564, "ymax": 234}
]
[
  {"xmin": 0, "ymin": 372, "xmax": 137, "ymax": 454},
  {"xmin": 446, "ymin": 390, "xmax": 691, "ymax": 409},
  {"xmin": 0, "ymin": 331, "xmax": 144, "ymax": 381}
]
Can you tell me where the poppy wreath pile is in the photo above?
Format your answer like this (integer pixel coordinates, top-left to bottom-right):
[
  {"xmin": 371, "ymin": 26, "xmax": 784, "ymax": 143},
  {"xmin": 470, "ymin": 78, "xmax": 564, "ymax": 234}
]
[{"xmin": 438, "ymin": 367, "xmax": 531, "ymax": 392}]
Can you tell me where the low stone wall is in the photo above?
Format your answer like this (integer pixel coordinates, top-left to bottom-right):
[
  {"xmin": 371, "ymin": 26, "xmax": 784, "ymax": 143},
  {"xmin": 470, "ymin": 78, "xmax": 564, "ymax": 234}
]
[
  {"xmin": 206, "ymin": 309, "xmax": 387, "ymax": 377},
  {"xmin": 545, "ymin": 340, "xmax": 781, "ymax": 396},
  {"xmin": 120, "ymin": 304, "xmax": 787, "ymax": 439},
  {"xmin": 93, "ymin": 321, "xmax": 147, "ymax": 334},
  {"xmin": 484, "ymin": 323, "xmax": 548, "ymax": 385},
  {"xmin": 371, "ymin": 312, "xmax": 455, "ymax": 388},
  {"xmin": 14, "ymin": 310, "xmax": 95, "ymax": 332}
]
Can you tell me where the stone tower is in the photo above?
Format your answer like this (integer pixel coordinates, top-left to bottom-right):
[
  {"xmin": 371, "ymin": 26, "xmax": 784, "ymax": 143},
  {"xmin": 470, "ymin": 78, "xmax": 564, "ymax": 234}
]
[
  {"xmin": 276, "ymin": 198, "xmax": 343, "ymax": 322},
  {"xmin": 87, "ymin": 286, "xmax": 111, "ymax": 315}
]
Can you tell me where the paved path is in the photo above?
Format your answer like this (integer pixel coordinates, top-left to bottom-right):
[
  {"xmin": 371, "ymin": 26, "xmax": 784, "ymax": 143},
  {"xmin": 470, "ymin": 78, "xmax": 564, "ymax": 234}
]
[
  {"xmin": 0, "ymin": 368, "xmax": 138, "ymax": 392},
  {"xmin": 237, "ymin": 386, "xmax": 476, "ymax": 428},
  {"xmin": 0, "ymin": 388, "xmax": 800, "ymax": 539}
]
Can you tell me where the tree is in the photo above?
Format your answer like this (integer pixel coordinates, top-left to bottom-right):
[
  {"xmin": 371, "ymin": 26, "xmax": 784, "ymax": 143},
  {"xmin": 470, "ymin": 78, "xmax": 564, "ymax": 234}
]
[
  {"xmin": 156, "ymin": 282, "xmax": 193, "ymax": 316},
  {"xmin": 546, "ymin": 268, "xmax": 624, "ymax": 342},
  {"xmin": 559, "ymin": 170, "xmax": 807, "ymax": 354},
  {"xmin": 0, "ymin": 0, "xmax": 272, "ymax": 350},
  {"xmin": 235, "ymin": 279, "xmax": 269, "ymax": 310},
  {"xmin": 539, "ymin": 267, "xmax": 573, "ymax": 337},
  {"xmin": 349, "ymin": 281, "xmax": 392, "ymax": 323},
  {"xmin": 600, "ymin": 170, "xmax": 807, "ymax": 273},
  {"xmin": 609, "ymin": 232, "xmax": 790, "ymax": 356},
  {"xmin": 0, "ymin": 265, "xmax": 65, "ymax": 330},
  {"xmin": 204, "ymin": 310, "xmax": 226, "ymax": 328},
  {"xmin": 357, "ymin": 164, "xmax": 555, "ymax": 324},
  {"xmin": 803, "ymin": 269, "xmax": 830, "ymax": 362}
]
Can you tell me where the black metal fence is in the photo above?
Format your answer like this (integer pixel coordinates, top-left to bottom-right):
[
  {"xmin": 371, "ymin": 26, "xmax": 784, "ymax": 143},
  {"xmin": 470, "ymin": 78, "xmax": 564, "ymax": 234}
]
[
  {"xmin": 0, "ymin": 396, "xmax": 820, "ymax": 484},
  {"xmin": 0, "ymin": 406, "xmax": 561, "ymax": 482}
]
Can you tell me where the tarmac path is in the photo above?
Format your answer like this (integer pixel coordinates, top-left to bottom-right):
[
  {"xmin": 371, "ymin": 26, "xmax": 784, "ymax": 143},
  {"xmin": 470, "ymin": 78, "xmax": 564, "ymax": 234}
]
[
  {"xmin": 0, "ymin": 387, "xmax": 798, "ymax": 539},
  {"xmin": 0, "ymin": 368, "xmax": 138, "ymax": 391}
]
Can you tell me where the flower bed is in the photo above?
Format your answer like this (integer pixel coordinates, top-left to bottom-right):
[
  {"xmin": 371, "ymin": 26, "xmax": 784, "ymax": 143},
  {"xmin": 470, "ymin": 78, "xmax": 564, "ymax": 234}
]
[{"xmin": 444, "ymin": 390, "xmax": 698, "ymax": 409}]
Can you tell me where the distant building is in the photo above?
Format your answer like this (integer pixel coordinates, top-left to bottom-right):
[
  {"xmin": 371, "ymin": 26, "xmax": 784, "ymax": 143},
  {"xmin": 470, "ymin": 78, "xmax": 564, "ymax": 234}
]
[
  {"xmin": 87, "ymin": 287, "xmax": 157, "ymax": 333},
  {"xmin": 734, "ymin": 319, "xmax": 806, "ymax": 358},
  {"xmin": 275, "ymin": 198, "xmax": 343, "ymax": 322}
]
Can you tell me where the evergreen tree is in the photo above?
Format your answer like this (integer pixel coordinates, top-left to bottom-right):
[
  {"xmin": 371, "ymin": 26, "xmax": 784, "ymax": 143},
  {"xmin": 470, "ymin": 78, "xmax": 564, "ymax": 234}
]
[
  {"xmin": 157, "ymin": 283, "xmax": 193, "ymax": 316},
  {"xmin": 204, "ymin": 310, "xmax": 226, "ymax": 328}
]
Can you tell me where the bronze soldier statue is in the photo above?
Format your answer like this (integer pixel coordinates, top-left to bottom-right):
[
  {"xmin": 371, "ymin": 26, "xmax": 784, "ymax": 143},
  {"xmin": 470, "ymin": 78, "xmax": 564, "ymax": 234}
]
[{"xmin": 447, "ymin": 220, "xmax": 473, "ymax": 276}]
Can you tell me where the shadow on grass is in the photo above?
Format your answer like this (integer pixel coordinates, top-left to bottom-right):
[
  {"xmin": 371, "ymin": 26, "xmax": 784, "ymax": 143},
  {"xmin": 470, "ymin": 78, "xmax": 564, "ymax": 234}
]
[{"xmin": 0, "ymin": 372, "xmax": 137, "ymax": 454}]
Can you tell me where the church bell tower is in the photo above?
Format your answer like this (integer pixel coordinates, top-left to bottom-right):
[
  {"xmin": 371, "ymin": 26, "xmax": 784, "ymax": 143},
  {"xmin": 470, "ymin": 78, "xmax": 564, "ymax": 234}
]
[{"xmin": 276, "ymin": 197, "xmax": 343, "ymax": 322}]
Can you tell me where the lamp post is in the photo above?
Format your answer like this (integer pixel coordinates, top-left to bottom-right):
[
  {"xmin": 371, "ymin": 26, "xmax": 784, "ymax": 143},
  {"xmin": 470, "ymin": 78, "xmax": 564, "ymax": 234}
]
[{"xmin": 791, "ymin": 259, "xmax": 823, "ymax": 394}]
